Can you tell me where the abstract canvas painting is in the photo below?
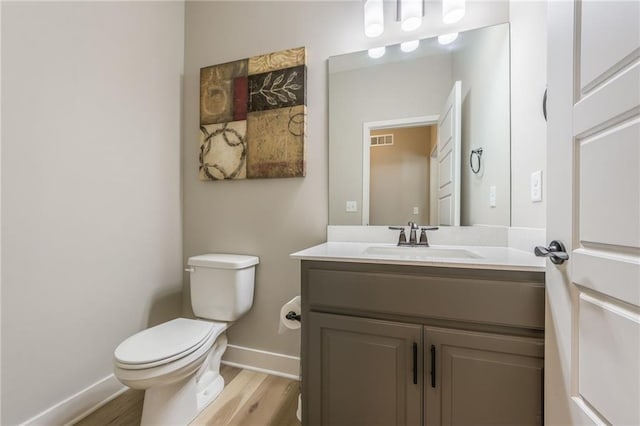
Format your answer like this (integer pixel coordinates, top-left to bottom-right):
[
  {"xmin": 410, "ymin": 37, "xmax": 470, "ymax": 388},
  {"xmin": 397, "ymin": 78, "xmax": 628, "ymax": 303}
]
[{"xmin": 199, "ymin": 47, "xmax": 307, "ymax": 180}]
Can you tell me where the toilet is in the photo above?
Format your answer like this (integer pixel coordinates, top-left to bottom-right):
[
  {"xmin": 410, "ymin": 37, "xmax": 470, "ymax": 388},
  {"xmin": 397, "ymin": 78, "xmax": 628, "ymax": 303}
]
[{"xmin": 113, "ymin": 253, "xmax": 259, "ymax": 425}]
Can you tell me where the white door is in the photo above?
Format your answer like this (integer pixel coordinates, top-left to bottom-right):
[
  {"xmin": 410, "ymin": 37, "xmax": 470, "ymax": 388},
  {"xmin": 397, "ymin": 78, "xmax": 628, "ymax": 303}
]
[
  {"xmin": 437, "ymin": 81, "xmax": 461, "ymax": 226},
  {"xmin": 546, "ymin": 1, "xmax": 639, "ymax": 425}
]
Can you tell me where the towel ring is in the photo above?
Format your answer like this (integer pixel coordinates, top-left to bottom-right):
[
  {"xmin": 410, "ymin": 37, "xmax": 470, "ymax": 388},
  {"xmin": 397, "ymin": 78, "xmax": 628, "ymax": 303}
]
[{"xmin": 470, "ymin": 148, "xmax": 483, "ymax": 174}]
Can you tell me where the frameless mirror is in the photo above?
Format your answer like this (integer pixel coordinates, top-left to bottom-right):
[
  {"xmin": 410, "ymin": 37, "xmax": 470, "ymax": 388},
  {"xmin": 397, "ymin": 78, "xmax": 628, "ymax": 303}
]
[{"xmin": 329, "ymin": 23, "xmax": 511, "ymax": 227}]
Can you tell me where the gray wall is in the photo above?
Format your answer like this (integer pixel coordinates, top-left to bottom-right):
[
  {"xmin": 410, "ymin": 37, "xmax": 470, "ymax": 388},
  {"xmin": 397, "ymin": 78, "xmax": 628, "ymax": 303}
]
[
  {"xmin": 183, "ymin": 1, "xmax": 335, "ymax": 357},
  {"xmin": 370, "ymin": 126, "xmax": 432, "ymax": 225},
  {"xmin": 1, "ymin": 2, "xmax": 185, "ymax": 424},
  {"xmin": 454, "ymin": 24, "xmax": 511, "ymax": 226},
  {"xmin": 183, "ymin": 0, "xmax": 512, "ymax": 360},
  {"xmin": 510, "ymin": 1, "xmax": 547, "ymax": 228}
]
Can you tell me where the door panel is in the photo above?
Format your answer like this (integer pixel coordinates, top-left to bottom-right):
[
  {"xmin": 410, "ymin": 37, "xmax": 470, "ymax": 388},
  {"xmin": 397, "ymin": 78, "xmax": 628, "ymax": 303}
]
[
  {"xmin": 578, "ymin": 119, "xmax": 639, "ymax": 247},
  {"xmin": 438, "ymin": 150, "xmax": 453, "ymax": 188},
  {"xmin": 439, "ymin": 107, "xmax": 453, "ymax": 152},
  {"xmin": 308, "ymin": 312, "xmax": 422, "ymax": 426},
  {"xmin": 579, "ymin": 0, "xmax": 639, "ymax": 91},
  {"xmin": 572, "ymin": 250, "xmax": 640, "ymax": 306},
  {"xmin": 438, "ymin": 196, "xmax": 452, "ymax": 227},
  {"xmin": 546, "ymin": 0, "xmax": 640, "ymax": 424},
  {"xmin": 578, "ymin": 294, "xmax": 640, "ymax": 425},
  {"xmin": 425, "ymin": 327, "xmax": 544, "ymax": 426},
  {"xmin": 574, "ymin": 63, "xmax": 640, "ymax": 135}
]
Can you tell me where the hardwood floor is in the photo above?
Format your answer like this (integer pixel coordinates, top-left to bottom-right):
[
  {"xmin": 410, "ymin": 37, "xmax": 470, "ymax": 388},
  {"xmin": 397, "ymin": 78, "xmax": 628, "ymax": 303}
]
[{"xmin": 75, "ymin": 366, "xmax": 301, "ymax": 426}]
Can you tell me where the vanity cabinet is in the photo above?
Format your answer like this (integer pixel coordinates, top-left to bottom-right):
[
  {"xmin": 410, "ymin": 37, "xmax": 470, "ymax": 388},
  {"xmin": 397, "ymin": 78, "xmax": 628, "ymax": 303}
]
[
  {"xmin": 308, "ymin": 312, "xmax": 421, "ymax": 425},
  {"xmin": 300, "ymin": 261, "xmax": 545, "ymax": 426},
  {"xmin": 424, "ymin": 327, "xmax": 543, "ymax": 426}
]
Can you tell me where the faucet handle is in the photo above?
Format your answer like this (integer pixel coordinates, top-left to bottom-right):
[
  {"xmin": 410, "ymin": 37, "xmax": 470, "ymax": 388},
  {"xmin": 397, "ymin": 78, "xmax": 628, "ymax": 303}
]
[
  {"xmin": 419, "ymin": 227, "xmax": 439, "ymax": 246},
  {"xmin": 388, "ymin": 226, "xmax": 407, "ymax": 245}
]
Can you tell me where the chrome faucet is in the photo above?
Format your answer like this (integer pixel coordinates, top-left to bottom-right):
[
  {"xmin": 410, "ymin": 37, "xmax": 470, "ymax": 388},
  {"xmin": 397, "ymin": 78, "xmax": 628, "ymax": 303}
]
[
  {"xmin": 389, "ymin": 222, "xmax": 439, "ymax": 247},
  {"xmin": 408, "ymin": 221, "xmax": 419, "ymax": 245}
]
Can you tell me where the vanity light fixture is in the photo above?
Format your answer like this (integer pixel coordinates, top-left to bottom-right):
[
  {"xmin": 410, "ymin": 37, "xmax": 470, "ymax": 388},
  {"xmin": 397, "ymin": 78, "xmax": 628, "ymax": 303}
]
[
  {"xmin": 364, "ymin": 0, "xmax": 384, "ymax": 38},
  {"xmin": 400, "ymin": 39, "xmax": 420, "ymax": 52},
  {"xmin": 368, "ymin": 46, "xmax": 386, "ymax": 58},
  {"xmin": 442, "ymin": 0, "xmax": 465, "ymax": 24},
  {"xmin": 398, "ymin": 0, "xmax": 423, "ymax": 32},
  {"xmin": 438, "ymin": 32, "xmax": 459, "ymax": 45}
]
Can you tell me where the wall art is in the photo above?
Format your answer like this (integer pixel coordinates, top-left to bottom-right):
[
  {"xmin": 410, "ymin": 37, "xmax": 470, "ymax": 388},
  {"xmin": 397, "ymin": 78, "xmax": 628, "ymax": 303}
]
[{"xmin": 199, "ymin": 47, "xmax": 307, "ymax": 180}]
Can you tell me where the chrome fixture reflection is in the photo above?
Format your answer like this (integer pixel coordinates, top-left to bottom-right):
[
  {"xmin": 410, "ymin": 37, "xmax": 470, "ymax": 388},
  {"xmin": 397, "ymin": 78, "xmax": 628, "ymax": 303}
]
[
  {"xmin": 400, "ymin": 39, "xmax": 420, "ymax": 52},
  {"xmin": 368, "ymin": 46, "xmax": 386, "ymax": 59},
  {"xmin": 438, "ymin": 32, "xmax": 459, "ymax": 45}
]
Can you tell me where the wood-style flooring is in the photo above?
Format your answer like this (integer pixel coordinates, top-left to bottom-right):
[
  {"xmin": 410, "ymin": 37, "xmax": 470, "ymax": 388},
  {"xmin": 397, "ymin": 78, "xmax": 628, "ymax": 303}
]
[{"xmin": 74, "ymin": 365, "xmax": 301, "ymax": 426}]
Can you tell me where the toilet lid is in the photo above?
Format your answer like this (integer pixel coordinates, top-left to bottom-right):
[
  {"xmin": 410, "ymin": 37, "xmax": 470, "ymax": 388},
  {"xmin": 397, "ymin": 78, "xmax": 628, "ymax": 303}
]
[{"xmin": 114, "ymin": 318, "xmax": 222, "ymax": 368}]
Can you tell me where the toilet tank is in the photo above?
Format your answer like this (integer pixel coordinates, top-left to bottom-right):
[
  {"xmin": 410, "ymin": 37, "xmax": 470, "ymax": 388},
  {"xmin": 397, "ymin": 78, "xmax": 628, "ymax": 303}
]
[{"xmin": 187, "ymin": 254, "xmax": 259, "ymax": 321}]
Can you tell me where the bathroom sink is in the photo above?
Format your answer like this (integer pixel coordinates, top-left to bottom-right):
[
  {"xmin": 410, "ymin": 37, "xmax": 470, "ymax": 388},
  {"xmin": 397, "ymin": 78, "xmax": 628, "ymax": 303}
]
[{"xmin": 363, "ymin": 245, "xmax": 481, "ymax": 260}]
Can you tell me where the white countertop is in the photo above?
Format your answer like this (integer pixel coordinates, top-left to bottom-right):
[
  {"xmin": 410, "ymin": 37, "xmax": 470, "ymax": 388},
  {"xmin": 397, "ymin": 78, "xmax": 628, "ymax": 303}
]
[{"xmin": 291, "ymin": 242, "xmax": 545, "ymax": 272}]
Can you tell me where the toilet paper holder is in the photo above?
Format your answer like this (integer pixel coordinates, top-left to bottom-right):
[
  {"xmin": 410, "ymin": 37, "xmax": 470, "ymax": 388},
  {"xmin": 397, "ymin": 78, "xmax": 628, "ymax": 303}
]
[{"xmin": 285, "ymin": 311, "xmax": 301, "ymax": 322}]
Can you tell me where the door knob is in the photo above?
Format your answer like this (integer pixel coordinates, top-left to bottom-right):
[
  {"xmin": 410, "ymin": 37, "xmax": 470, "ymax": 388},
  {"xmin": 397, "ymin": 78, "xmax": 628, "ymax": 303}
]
[{"xmin": 534, "ymin": 240, "xmax": 569, "ymax": 265}]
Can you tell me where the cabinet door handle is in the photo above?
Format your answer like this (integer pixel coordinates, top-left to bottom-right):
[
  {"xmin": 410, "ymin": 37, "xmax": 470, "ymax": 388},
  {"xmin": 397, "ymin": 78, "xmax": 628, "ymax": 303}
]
[
  {"xmin": 412, "ymin": 342, "xmax": 418, "ymax": 385},
  {"xmin": 430, "ymin": 345, "xmax": 436, "ymax": 388}
]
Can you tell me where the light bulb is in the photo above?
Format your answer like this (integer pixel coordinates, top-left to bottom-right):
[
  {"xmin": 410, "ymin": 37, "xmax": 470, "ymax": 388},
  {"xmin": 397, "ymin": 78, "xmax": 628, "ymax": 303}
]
[
  {"xmin": 399, "ymin": 0, "xmax": 423, "ymax": 32},
  {"xmin": 364, "ymin": 0, "xmax": 384, "ymax": 38},
  {"xmin": 438, "ymin": 32, "xmax": 459, "ymax": 45},
  {"xmin": 400, "ymin": 40, "xmax": 420, "ymax": 52},
  {"xmin": 368, "ymin": 46, "xmax": 386, "ymax": 59},
  {"xmin": 442, "ymin": 0, "xmax": 465, "ymax": 24}
]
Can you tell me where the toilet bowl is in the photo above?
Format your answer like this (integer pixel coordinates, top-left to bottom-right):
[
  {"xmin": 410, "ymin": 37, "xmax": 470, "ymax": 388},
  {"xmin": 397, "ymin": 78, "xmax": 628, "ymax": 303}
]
[{"xmin": 113, "ymin": 254, "xmax": 258, "ymax": 425}]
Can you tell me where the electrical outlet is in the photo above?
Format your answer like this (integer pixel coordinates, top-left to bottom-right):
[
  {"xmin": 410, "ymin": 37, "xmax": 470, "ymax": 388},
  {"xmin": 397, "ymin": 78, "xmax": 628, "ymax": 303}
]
[
  {"xmin": 413, "ymin": 206, "xmax": 419, "ymax": 215},
  {"xmin": 346, "ymin": 201, "xmax": 358, "ymax": 212},
  {"xmin": 531, "ymin": 170, "xmax": 542, "ymax": 202},
  {"xmin": 489, "ymin": 186, "xmax": 496, "ymax": 207}
]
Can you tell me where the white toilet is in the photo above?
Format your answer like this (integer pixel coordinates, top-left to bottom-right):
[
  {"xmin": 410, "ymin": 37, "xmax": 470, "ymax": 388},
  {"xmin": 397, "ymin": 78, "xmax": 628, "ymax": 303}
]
[{"xmin": 113, "ymin": 253, "xmax": 259, "ymax": 425}]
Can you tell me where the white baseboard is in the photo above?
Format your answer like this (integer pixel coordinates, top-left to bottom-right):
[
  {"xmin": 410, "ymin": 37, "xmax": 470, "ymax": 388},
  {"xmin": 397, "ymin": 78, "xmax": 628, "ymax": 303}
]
[
  {"xmin": 20, "ymin": 346, "xmax": 299, "ymax": 425},
  {"xmin": 20, "ymin": 374, "xmax": 126, "ymax": 426},
  {"xmin": 222, "ymin": 344, "xmax": 300, "ymax": 380}
]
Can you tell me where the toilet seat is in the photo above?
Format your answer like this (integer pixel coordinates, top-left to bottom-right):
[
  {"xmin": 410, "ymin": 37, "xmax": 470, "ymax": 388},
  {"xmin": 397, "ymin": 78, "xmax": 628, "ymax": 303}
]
[{"xmin": 114, "ymin": 318, "xmax": 226, "ymax": 370}]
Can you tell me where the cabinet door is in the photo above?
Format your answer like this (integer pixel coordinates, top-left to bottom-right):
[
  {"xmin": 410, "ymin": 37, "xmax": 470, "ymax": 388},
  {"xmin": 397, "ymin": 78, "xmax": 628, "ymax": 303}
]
[
  {"xmin": 308, "ymin": 312, "xmax": 422, "ymax": 426},
  {"xmin": 424, "ymin": 327, "xmax": 544, "ymax": 426}
]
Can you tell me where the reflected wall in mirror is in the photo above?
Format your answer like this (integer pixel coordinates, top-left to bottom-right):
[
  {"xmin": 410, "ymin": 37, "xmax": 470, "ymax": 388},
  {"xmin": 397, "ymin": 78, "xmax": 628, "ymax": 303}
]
[{"xmin": 329, "ymin": 23, "xmax": 511, "ymax": 227}]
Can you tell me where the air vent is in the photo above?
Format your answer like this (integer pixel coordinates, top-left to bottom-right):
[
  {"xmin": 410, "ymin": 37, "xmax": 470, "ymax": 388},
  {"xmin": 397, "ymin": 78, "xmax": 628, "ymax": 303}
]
[{"xmin": 370, "ymin": 134, "xmax": 394, "ymax": 147}]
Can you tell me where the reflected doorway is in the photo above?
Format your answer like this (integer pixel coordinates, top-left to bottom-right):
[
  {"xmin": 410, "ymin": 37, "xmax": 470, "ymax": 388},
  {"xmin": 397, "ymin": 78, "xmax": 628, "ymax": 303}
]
[{"xmin": 363, "ymin": 116, "xmax": 439, "ymax": 226}]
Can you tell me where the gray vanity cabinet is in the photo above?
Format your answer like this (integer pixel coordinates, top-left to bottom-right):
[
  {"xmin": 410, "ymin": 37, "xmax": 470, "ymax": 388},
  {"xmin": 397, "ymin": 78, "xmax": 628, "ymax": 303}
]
[
  {"xmin": 301, "ymin": 260, "xmax": 545, "ymax": 426},
  {"xmin": 308, "ymin": 312, "xmax": 422, "ymax": 425},
  {"xmin": 424, "ymin": 327, "xmax": 544, "ymax": 426}
]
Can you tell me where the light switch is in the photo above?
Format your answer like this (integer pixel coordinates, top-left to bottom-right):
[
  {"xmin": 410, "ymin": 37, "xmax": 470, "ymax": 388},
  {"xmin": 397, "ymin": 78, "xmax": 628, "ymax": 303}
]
[
  {"xmin": 346, "ymin": 201, "xmax": 358, "ymax": 212},
  {"xmin": 489, "ymin": 186, "xmax": 496, "ymax": 207},
  {"xmin": 531, "ymin": 170, "xmax": 542, "ymax": 202}
]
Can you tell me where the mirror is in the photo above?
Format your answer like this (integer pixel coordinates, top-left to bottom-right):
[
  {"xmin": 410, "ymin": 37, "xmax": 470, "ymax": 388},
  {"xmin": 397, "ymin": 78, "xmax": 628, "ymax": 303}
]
[{"xmin": 329, "ymin": 23, "xmax": 511, "ymax": 227}]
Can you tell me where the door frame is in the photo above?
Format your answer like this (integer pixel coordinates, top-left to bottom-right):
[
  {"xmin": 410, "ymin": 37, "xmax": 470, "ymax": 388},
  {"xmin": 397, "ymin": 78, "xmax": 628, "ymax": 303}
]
[
  {"xmin": 362, "ymin": 115, "xmax": 439, "ymax": 225},
  {"xmin": 429, "ymin": 142, "xmax": 439, "ymax": 225}
]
